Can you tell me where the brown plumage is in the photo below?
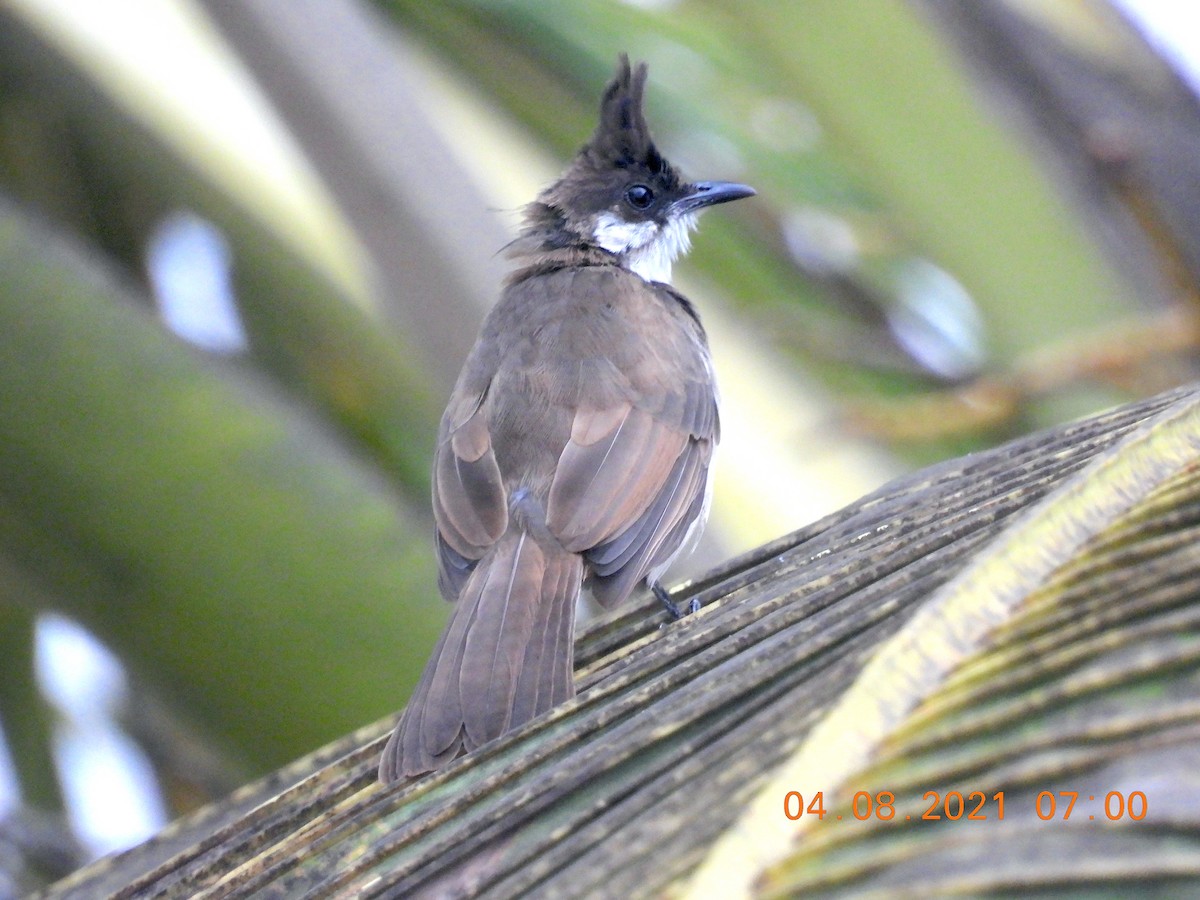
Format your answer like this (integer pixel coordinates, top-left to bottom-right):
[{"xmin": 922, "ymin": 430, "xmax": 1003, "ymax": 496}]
[{"xmin": 379, "ymin": 55, "xmax": 752, "ymax": 781}]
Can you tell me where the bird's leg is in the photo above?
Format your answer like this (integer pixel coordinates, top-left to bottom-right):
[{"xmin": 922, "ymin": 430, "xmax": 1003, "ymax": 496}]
[{"xmin": 651, "ymin": 581, "xmax": 701, "ymax": 619}]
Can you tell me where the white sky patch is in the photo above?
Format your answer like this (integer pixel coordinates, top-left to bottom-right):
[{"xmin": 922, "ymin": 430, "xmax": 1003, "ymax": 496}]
[
  {"xmin": 35, "ymin": 615, "xmax": 167, "ymax": 858},
  {"xmin": 148, "ymin": 212, "xmax": 246, "ymax": 353},
  {"xmin": 1115, "ymin": 0, "xmax": 1200, "ymax": 96},
  {"xmin": 55, "ymin": 723, "xmax": 168, "ymax": 858},
  {"xmin": 782, "ymin": 206, "xmax": 860, "ymax": 276},
  {"xmin": 0, "ymin": 720, "xmax": 19, "ymax": 816},
  {"xmin": 888, "ymin": 260, "xmax": 986, "ymax": 380},
  {"xmin": 35, "ymin": 615, "xmax": 126, "ymax": 722}
]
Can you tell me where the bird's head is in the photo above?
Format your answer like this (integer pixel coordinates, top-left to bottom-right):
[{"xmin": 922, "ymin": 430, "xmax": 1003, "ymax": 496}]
[{"xmin": 515, "ymin": 55, "xmax": 754, "ymax": 284}]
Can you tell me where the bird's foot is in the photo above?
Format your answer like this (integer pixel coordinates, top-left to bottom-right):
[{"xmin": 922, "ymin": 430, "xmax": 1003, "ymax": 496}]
[{"xmin": 651, "ymin": 581, "xmax": 700, "ymax": 619}]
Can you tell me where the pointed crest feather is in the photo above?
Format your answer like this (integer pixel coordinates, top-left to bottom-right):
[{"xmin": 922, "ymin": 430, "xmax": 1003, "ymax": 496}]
[
  {"xmin": 587, "ymin": 54, "xmax": 664, "ymax": 173},
  {"xmin": 511, "ymin": 54, "xmax": 679, "ymax": 258}
]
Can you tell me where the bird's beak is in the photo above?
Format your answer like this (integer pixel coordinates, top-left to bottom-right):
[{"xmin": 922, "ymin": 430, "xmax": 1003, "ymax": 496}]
[{"xmin": 675, "ymin": 181, "xmax": 756, "ymax": 214}]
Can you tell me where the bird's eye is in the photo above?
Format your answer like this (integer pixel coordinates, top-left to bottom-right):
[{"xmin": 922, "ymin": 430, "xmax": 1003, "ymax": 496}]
[{"xmin": 625, "ymin": 184, "xmax": 655, "ymax": 210}]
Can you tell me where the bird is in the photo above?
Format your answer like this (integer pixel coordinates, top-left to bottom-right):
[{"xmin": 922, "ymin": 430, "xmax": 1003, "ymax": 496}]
[{"xmin": 379, "ymin": 54, "xmax": 754, "ymax": 781}]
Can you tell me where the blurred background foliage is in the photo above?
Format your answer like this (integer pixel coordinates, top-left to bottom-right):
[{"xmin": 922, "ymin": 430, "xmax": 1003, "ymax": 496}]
[{"xmin": 1, "ymin": 0, "xmax": 1198, "ymax": 887}]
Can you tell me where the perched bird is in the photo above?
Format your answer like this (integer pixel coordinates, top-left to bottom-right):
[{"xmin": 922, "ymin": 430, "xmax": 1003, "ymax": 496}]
[{"xmin": 379, "ymin": 55, "xmax": 754, "ymax": 781}]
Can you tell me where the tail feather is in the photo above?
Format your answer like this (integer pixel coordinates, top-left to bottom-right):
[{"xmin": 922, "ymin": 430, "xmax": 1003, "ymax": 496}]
[
  {"xmin": 547, "ymin": 555, "xmax": 579, "ymax": 706},
  {"xmin": 511, "ymin": 547, "xmax": 580, "ymax": 723},
  {"xmin": 461, "ymin": 532, "xmax": 545, "ymax": 746},
  {"xmin": 379, "ymin": 531, "xmax": 582, "ymax": 782},
  {"xmin": 418, "ymin": 590, "xmax": 473, "ymax": 758}
]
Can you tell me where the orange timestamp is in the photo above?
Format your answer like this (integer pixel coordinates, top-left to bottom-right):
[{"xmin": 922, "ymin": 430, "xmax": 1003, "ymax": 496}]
[{"xmin": 783, "ymin": 790, "xmax": 1148, "ymax": 822}]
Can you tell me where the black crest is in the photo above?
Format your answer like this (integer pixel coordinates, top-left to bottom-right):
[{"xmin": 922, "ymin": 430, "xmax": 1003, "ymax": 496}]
[
  {"xmin": 514, "ymin": 55, "xmax": 685, "ymax": 255},
  {"xmin": 585, "ymin": 54, "xmax": 666, "ymax": 174}
]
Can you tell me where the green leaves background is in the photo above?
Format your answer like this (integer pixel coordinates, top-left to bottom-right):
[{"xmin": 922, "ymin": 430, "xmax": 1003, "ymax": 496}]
[{"xmin": 3, "ymin": 0, "xmax": 1200, "ymax": 893}]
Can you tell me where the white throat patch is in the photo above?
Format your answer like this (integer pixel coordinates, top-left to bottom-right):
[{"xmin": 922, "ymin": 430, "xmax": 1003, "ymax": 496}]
[{"xmin": 592, "ymin": 212, "xmax": 696, "ymax": 284}]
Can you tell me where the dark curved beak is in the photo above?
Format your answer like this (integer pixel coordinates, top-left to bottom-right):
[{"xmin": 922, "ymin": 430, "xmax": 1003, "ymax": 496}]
[{"xmin": 675, "ymin": 180, "xmax": 756, "ymax": 214}]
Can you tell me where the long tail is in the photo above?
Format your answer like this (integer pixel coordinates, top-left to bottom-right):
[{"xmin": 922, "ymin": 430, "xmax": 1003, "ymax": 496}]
[{"xmin": 379, "ymin": 530, "xmax": 583, "ymax": 781}]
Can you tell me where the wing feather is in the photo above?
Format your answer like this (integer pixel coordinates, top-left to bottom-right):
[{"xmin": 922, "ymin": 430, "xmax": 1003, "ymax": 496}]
[
  {"xmin": 588, "ymin": 437, "xmax": 710, "ymax": 608},
  {"xmin": 547, "ymin": 406, "xmax": 688, "ymax": 550},
  {"xmin": 432, "ymin": 387, "xmax": 508, "ymax": 584}
]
